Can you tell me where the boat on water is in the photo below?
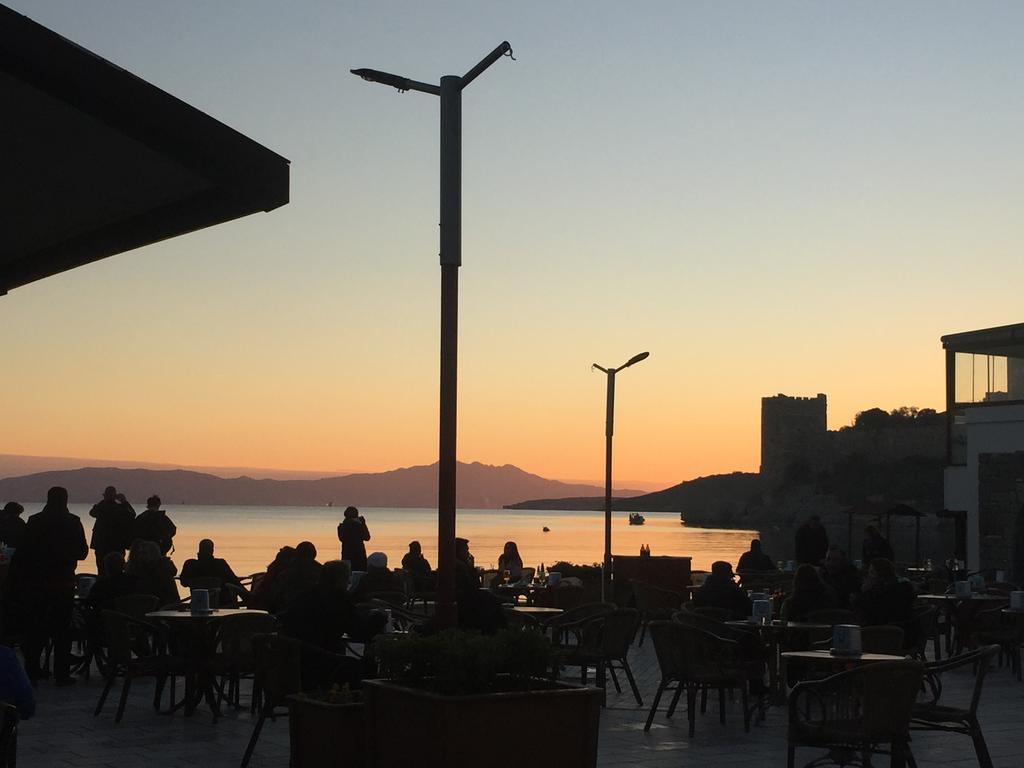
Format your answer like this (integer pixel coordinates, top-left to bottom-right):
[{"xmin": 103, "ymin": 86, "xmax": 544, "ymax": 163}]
[{"xmin": 628, "ymin": 512, "xmax": 645, "ymax": 526}]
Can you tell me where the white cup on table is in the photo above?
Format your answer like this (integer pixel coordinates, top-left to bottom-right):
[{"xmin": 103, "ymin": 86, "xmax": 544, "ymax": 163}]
[{"xmin": 190, "ymin": 588, "xmax": 210, "ymax": 613}]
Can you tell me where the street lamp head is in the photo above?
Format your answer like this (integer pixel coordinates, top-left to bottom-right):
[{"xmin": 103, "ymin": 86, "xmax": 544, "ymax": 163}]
[
  {"xmin": 592, "ymin": 363, "xmax": 609, "ymax": 374},
  {"xmin": 621, "ymin": 351, "xmax": 650, "ymax": 369},
  {"xmin": 351, "ymin": 68, "xmax": 411, "ymax": 92}
]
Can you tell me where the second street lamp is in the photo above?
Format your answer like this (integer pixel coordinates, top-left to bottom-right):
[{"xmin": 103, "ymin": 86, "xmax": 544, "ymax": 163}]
[
  {"xmin": 352, "ymin": 42, "xmax": 513, "ymax": 630},
  {"xmin": 592, "ymin": 351, "xmax": 649, "ymax": 602}
]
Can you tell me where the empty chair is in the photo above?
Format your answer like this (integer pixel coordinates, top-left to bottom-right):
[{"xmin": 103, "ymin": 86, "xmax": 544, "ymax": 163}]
[
  {"xmin": 908, "ymin": 644, "xmax": 999, "ymax": 768},
  {"xmin": 562, "ymin": 608, "xmax": 643, "ymax": 705},
  {"xmin": 211, "ymin": 612, "xmax": 278, "ymax": 709},
  {"xmin": 94, "ymin": 610, "xmax": 182, "ymax": 723},
  {"xmin": 548, "ymin": 602, "xmax": 617, "ymax": 648},
  {"xmin": 632, "ymin": 580, "xmax": 683, "ymax": 646},
  {"xmin": 788, "ymin": 659, "xmax": 924, "ymax": 768},
  {"xmin": 645, "ymin": 620, "xmax": 762, "ymax": 736},
  {"xmin": 680, "ymin": 604, "xmax": 740, "ymax": 622}
]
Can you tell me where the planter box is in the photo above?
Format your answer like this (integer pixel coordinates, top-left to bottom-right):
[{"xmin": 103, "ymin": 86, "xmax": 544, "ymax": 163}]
[
  {"xmin": 287, "ymin": 695, "xmax": 365, "ymax": 768},
  {"xmin": 363, "ymin": 679, "xmax": 601, "ymax": 768}
]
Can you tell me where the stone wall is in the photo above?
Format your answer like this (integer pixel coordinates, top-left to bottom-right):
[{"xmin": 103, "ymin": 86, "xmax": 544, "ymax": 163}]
[{"xmin": 977, "ymin": 451, "xmax": 1024, "ymax": 579}]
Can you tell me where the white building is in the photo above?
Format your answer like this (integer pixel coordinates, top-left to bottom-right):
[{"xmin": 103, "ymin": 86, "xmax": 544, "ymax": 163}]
[{"xmin": 942, "ymin": 322, "xmax": 1024, "ymax": 570}]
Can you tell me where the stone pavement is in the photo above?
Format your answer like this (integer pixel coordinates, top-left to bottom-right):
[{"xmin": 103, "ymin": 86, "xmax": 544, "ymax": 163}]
[{"xmin": 17, "ymin": 636, "xmax": 1024, "ymax": 767}]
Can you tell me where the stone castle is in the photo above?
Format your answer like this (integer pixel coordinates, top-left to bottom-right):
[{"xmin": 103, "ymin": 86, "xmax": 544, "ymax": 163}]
[{"xmin": 760, "ymin": 393, "xmax": 945, "ymax": 483}]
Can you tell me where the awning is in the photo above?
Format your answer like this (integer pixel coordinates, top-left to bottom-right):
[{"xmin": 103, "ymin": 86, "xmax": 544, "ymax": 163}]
[{"xmin": 0, "ymin": 4, "xmax": 290, "ymax": 295}]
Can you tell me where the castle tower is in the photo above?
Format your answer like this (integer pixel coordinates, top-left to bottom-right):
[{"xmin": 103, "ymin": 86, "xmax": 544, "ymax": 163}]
[{"xmin": 760, "ymin": 393, "xmax": 828, "ymax": 482}]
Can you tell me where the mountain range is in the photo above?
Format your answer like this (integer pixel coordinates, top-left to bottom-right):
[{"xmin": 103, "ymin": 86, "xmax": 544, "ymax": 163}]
[{"xmin": 0, "ymin": 462, "xmax": 644, "ymax": 509}]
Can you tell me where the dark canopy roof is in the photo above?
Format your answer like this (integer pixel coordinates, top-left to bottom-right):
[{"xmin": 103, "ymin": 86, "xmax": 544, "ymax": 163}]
[
  {"xmin": 0, "ymin": 4, "xmax": 289, "ymax": 295},
  {"xmin": 941, "ymin": 322, "xmax": 1024, "ymax": 360}
]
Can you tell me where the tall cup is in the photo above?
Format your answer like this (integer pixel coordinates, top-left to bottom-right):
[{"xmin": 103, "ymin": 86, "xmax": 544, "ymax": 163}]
[
  {"xmin": 832, "ymin": 624, "xmax": 862, "ymax": 655},
  {"xmin": 1010, "ymin": 591, "xmax": 1024, "ymax": 611},
  {"xmin": 954, "ymin": 580, "xmax": 972, "ymax": 599},
  {"xmin": 190, "ymin": 588, "xmax": 210, "ymax": 613},
  {"xmin": 547, "ymin": 571, "xmax": 562, "ymax": 587}
]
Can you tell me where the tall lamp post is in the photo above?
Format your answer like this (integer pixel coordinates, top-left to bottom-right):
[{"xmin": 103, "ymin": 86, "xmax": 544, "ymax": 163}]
[
  {"xmin": 352, "ymin": 42, "xmax": 513, "ymax": 630},
  {"xmin": 592, "ymin": 351, "xmax": 649, "ymax": 601}
]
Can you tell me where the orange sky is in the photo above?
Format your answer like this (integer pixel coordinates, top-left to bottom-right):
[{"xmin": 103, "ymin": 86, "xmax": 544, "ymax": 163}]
[{"xmin": 3, "ymin": 2, "xmax": 1019, "ymax": 490}]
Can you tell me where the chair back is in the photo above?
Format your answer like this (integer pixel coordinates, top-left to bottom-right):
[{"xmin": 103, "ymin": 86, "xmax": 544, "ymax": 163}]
[
  {"xmin": 919, "ymin": 644, "xmax": 999, "ymax": 719},
  {"xmin": 217, "ymin": 613, "xmax": 278, "ymax": 669},
  {"xmin": 112, "ymin": 593, "xmax": 160, "ymax": 619},
  {"xmin": 597, "ymin": 608, "xmax": 640, "ymax": 657},
  {"xmin": 681, "ymin": 604, "xmax": 737, "ymax": 622},
  {"xmin": 803, "ymin": 608, "xmax": 858, "ymax": 625},
  {"xmin": 653, "ymin": 621, "xmax": 743, "ymax": 681},
  {"xmin": 101, "ymin": 610, "xmax": 147, "ymax": 668},
  {"xmin": 899, "ymin": 605, "xmax": 937, "ymax": 656},
  {"xmin": 548, "ymin": 602, "xmax": 616, "ymax": 629},
  {"xmin": 791, "ymin": 659, "xmax": 923, "ymax": 742},
  {"xmin": 368, "ymin": 599, "xmax": 430, "ymax": 631},
  {"xmin": 672, "ymin": 610, "xmax": 751, "ymax": 642},
  {"xmin": 632, "ymin": 581, "xmax": 683, "ymax": 613},
  {"xmin": 252, "ymin": 633, "xmax": 303, "ymax": 705},
  {"xmin": 860, "ymin": 625, "xmax": 904, "ymax": 655},
  {"xmin": 0, "ymin": 702, "xmax": 17, "ymax": 768}
]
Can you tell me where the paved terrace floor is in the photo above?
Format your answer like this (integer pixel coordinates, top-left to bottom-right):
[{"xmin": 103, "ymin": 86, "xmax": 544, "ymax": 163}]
[{"xmin": 18, "ymin": 637, "xmax": 1024, "ymax": 768}]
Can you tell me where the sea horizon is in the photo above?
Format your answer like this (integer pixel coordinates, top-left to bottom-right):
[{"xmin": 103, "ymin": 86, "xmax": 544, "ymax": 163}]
[{"xmin": 63, "ymin": 503, "xmax": 758, "ymax": 578}]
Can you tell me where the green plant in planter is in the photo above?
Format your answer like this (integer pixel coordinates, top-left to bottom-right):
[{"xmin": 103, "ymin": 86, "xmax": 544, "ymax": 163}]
[{"xmin": 376, "ymin": 629, "xmax": 558, "ymax": 695}]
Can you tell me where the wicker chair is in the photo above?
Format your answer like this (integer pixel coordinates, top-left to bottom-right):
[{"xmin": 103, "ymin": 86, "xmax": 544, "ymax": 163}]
[
  {"xmin": 211, "ymin": 612, "xmax": 278, "ymax": 710},
  {"xmin": 94, "ymin": 610, "xmax": 182, "ymax": 723},
  {"xmin": 897, "ymin": 605, "xmax": 938, "ymax": 660},
  {"xmin": 680, "ymin": 603, "xmax": 741, "ymax": 622},
  {"xmin": 802, "ymin": 608, "xmax": 858, "ymax": 625},
  {"xmin": 548, "ymin": 602, "xmax": 617, "ymax": 647},
  {"xmin": 645, "ymin": 620, "xmax": 762, "ymax": 735},
  {"xmin": 907, "ymin": 644, "xmax": 999, "ymax": 768},
  {"xmin": 241, "ymin": 633, "xmax": 302, "ymax": 768},
  {"xmin": 970, "ymin": 606, "xmax": 1023, "ymax": 680},
  {"xmin": 112, "ymin": 594, "xmax": 160, "ymax": 620},
  {"xmin": 562, "ymin": 608, "xmax": 643, "ymax": 705},
  {"xmin": 788, "ymin": 659, "xmax": 924, "ymax": 768},
  {"xmin": 631, "ymin": 580, "xmax": 683, "ymax": 646}
]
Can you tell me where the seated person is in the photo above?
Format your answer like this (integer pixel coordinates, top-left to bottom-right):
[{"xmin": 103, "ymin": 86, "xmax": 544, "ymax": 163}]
[
  {"xmin": 401, "ymin": 541, "xmax": 433, "ymax": 590},
  {"xmin": 126, "ymin": 539, "xmax": 179, "ymax": 606},
  {"xmin": 692, "ymin": 561, "xmax": 752, "ymax": 618},
  {"xmin": 496, "ymin": 541, "xmax": 524, "ymax": 584},
  {"xmin": 180, "ymin": 539, "xmax": 245, "ymax": 605},
  {"xmin": 821, "ymin": 545, "xmax": 862, "ymax": 609},
  {"xmin": 780, "ymin": 564, "xmax": 837, "ymax": 621},
  {"xmin": 86, "ymin": 551, "xmax": 137, "ymax": 609},
  {"xmin": 278, "ymin": 560, "xmax": 373, "ymax": 689},
  {"xmin": 736, "ymin": 539, "xmax": 776, "ymax": 575},
  {"xmin": 454, "ymin": 537, "xmax": 505, "ymax": 634},
  {"xmin": 351, "ymin": 552, "xmax": 404, "ymax": 602},
  {"xmin": 270, "ymin": 541, "xmax": 323, "ymax": 611},
  {"xmin": 248, "ymin": 545, "xmax": 296, "ymax": 611},
  {"xmin": 854, "ymin": 557, "xmax": 915, "ymax": 626}
]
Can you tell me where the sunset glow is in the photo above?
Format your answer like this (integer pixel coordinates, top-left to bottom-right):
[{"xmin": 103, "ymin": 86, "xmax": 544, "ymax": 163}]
[{"xmin": 4, "ymin": 1, "xmax": 1021, "ymax": 489}]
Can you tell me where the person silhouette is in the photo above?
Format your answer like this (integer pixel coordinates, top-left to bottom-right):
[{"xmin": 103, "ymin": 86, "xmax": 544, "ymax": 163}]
[
  {"xmin": 89, "ymin": 486, "xmax": 136, "ymax": 574},
  {"xmin": 337, "ymin": 506, "xmax": 371, "ymax": 571},
  {"xmin": 132, "ymin": 494, "xmax": 177, "ymax": 556},
  {"xmin": 0, "ymin": 502, "xmax": 26, "ymax": 549},
  {"xmin": 14, "ymin": 486, "xmax": 88, "ymax": 685}
]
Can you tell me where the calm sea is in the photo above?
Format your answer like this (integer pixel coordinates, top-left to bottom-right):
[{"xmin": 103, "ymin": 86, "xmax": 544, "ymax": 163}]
[{"xmin": 65, "ymin": 504, "xmax": 757, "ymax": 577}]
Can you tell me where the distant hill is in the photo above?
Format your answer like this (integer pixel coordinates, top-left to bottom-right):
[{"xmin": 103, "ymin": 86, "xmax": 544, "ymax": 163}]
[
  {"xmin": 0, "ymin": 462, "xmax": 643, "ymax": 509},
  {"xmin": 0, "ymin": 453, "xmax": 348, "ymax": 481},
  {"xmin": 506, "ymin": 471, "xmax": 766, "ymax": 522}
]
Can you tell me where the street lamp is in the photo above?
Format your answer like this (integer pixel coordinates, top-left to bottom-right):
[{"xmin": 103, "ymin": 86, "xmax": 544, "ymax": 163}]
[
  {"xmin": 592, "ymin": 351, "xmax": 649, "ymax": 601},
  {"xmin": 352, "ymin": 42, "xmax": 514, "ymax": 629}
]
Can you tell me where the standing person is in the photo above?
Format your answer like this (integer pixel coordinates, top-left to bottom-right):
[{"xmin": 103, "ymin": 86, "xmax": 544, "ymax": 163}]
[
  {"xmin": 132, "ymin": 495, "xmax": 177, "ymax": 556},
  {"xmin": 794, "ymin": 515, "xmax": 829, "ymax": 566},
  {"xmin": 337, "ymin": 506, "xmax": 370, "ymax": 571},
  {"xmin": 14, "ymin": 486, "xmax": 88, "ymax": 685},
  {"xmin": 862, "ymin": 525, "xmax": 895, "ymax": 566},
  {"xmin": 0, "ymin": 502, "xmax": 26, "ymax": 550},
  {"xmin": 89, "ymin": 486, "xmax": 136, "ymax": 574}
]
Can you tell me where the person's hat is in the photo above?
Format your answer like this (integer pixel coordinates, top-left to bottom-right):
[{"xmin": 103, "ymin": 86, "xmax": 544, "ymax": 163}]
[
  {"xmin": 1, "ymin": 502, "xmax": 24, "ymax": 516},
  {"xmin": 367, "ymin": 552, "xmax": 388, "ymax": 569}
]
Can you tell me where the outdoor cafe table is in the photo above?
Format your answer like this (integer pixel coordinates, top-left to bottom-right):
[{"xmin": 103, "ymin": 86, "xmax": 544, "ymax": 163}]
[
  {"xmin": 727, "ymin": 620, "xmax": 833, "ymax": 699},
  {"xmin": 146, "ymin": 608, "xmax": 268, "ymax": 718},
  {"xmin": 509, "ymin": 606, "xmax": 563, "ymax": 621}
]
